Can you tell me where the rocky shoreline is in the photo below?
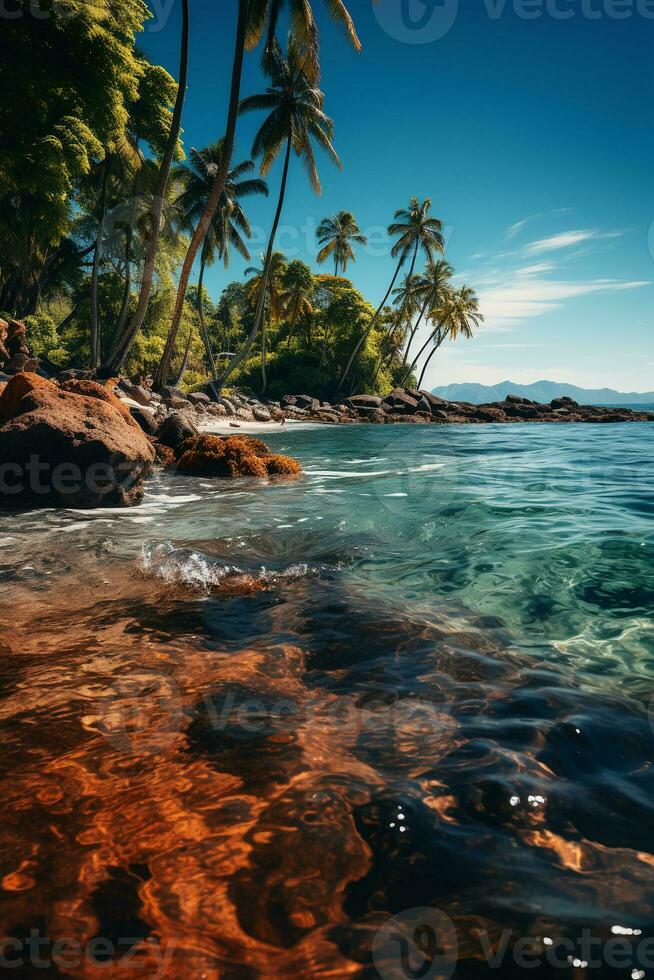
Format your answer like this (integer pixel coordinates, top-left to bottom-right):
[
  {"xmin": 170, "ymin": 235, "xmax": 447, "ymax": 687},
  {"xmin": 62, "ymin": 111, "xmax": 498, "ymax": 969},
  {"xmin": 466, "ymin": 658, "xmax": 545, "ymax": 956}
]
[{"xmin": 114, "ymin": 379, "xmax": 654, "ymax": 428}]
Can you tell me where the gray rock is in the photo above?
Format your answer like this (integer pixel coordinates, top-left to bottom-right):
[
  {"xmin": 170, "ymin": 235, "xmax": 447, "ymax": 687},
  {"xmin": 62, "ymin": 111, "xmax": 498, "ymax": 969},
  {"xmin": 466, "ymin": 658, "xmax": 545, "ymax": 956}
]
[
  {"xmin": 252, "ymin": 406, "xmax": 272, "ymax": 422},
  {"xmin": 188, "ymin": 391, "xmax": 211, "ymax": 406},
  {"xmin": 384, "ymin": 390, "xmax": 419, "ymax": 412},
  {"xmin": 119, "ymin": 380, "xmax": 153, "ymax": 406},
  {"xmin": 344, "ymin": 394, "xmax": 383, "ymax": 409},
  {"xmin": 130, "ymin": 406, "xmax": 158, "ymax": 435},
  {"xmin": 157, "ymin": 412, "xmax": 198, "ymax": 450}
]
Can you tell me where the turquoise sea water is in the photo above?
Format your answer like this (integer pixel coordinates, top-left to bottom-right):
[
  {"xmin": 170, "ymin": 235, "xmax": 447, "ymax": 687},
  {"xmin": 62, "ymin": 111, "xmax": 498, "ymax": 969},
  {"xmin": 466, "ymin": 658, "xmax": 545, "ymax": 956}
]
[{"xmin": 1, "ymin": 420, "xmax": 653, "ymax": 976}]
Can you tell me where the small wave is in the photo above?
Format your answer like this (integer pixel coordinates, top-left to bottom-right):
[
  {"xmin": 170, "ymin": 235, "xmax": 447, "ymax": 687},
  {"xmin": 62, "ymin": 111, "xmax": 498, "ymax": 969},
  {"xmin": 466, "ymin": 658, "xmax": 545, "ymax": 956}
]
[{"xmin": 139, "ymin": 542, "xmax": 333, "ymax": 594}]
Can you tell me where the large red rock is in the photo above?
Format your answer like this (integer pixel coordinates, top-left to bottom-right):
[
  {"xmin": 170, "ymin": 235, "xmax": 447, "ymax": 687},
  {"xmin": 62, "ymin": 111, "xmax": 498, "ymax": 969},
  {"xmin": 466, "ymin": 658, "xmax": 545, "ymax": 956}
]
[{"xmin": 0, "ymin": 373, "xmax": 155, "ymax": 508}]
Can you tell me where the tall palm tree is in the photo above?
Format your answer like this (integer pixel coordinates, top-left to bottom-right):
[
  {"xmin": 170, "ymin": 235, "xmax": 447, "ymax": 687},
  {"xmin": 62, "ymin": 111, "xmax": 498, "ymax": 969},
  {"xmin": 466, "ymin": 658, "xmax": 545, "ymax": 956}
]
[
  {"xmin": 164, "ymin": 141, "xmax": 267, "ymax": 382},
  {"xmin": 413, "ymin": 286, "xmax": 483, "ymax": 389},
  {"xmin": 245, "ymin": 251, "xmax": 288, "ymax": 391},
  {"xmin": 158, "ymin": 0, "xmax": 360, "ymax": 391},
  {"xmin": 103, "ymin": 0, "xmax": 189, "ymax": 373},
  {"xmin": 214, "ymin": 37, "xmax": 340, "ymax": 393},
  {"xmin": 316, "ymin": 210, "xmax": 367, "ymax": 275},
  {"xmin": 400, "ymin": 258, "xmax": 454, "ymax": 374},
  {"xmin": 337, "ymin": 197, "xmax": 444, "ymax": 393}
]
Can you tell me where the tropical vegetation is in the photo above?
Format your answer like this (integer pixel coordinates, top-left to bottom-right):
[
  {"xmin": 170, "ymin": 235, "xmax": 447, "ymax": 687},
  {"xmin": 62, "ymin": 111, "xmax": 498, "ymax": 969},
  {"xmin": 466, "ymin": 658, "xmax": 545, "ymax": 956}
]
[{"xmin": 0, "ymin": 0, "xmax": 483, "ymax": 398}]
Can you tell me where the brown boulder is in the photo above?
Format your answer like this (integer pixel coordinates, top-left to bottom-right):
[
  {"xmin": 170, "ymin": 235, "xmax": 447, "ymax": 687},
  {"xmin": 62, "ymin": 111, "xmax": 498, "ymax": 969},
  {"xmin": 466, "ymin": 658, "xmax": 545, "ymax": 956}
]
[
  {"xmin": 0, "ymin": 373, "xmax": 155, "ymax": 508},
  {"xmin": 60, "ymin": 379, "xmax": 140, "ymax": 429},
  {"xmin": 173, "ymin": 435, "xmax": 301, "ymax": 479}
]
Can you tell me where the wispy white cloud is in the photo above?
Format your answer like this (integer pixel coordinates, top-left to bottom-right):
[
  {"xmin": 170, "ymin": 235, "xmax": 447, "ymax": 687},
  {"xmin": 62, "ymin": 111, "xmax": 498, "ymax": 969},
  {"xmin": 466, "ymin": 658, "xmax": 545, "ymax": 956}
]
[
  {"xmin": 504, "ymin": 208, "xmax": 572, "ymax": 240},
  {"xmin": 524, "ymin": 229, "xmax": 622, "ymax": 255},
  {"xmin": 477, "ymin": 277, "xmax": 650, "ymax": 331}
]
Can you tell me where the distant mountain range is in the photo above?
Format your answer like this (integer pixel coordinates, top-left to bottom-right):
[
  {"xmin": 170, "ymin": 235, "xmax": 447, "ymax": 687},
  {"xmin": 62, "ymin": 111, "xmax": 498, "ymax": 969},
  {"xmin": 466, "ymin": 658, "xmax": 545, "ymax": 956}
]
[{"xmin": 431, "ymin": 380, "xmax": 654, "ymax": 406}]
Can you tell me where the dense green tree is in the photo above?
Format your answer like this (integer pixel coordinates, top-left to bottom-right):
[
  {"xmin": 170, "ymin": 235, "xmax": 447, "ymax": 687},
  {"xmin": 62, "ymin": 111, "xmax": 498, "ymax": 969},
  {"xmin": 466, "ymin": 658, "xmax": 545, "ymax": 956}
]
[
  {"xmin": 104, "ymin": 0, "xmax": 189, "ymax": 372},
  {"xmin": 0, "ymin": 0, "xmax": 177, "ymax": 319}
]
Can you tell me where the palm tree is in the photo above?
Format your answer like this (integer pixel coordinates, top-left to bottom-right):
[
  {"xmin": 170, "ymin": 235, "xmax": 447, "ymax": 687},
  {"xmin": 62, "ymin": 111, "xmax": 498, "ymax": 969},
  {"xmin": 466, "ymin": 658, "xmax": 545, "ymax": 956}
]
[
  {"xmin": 245, "ymin": 251, "xmax": 288, "ymax": 391},
  {"xmin": 400, "ymin": 258, "xmax": 454, "ymax": 375},
  {"xmin": 414, "ymin": 286, "xmax": 483, "ymax": 389},
  {"xmin": 214, "ymin": 37, "xmax": 340, "ymax": 393},
  {"xmin": 337, "ymin": 197, "xmax": 444, "ymax": 393},
  {"xmin": 103, "ymin": 0, "xmax": 189, "ymax": 373},
  {"xmin": 158, "ymin": 0, "xmax": 360, "ymax": 391},
  {"xmin": 280, "ymin": 259, "xmax": 315, "ymax": 346},
  {"xmin": 164, "ymin": 141, "xmax": 267, "ymax": 383},
  {"xmin": 316, "ymin": 210, "xmax": 367, "ymax": 275}
]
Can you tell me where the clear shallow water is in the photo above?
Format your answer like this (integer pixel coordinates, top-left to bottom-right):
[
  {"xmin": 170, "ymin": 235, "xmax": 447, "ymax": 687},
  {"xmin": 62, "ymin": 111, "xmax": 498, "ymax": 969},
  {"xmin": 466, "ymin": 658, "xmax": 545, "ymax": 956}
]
[{"xmin": 1, "ymin": 422, "xmax": 653, "ymax": 977}]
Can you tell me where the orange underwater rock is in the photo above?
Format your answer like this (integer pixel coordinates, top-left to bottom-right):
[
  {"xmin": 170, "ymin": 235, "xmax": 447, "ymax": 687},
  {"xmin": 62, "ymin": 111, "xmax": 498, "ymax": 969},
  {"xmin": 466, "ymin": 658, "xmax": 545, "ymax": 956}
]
[{"xmin": 173, "ymin": 434, "xmax": 302, "ymax": 479}]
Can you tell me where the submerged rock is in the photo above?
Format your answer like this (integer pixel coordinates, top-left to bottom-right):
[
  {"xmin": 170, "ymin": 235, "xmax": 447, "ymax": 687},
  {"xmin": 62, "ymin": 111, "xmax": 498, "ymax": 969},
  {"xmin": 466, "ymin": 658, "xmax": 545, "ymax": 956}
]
[
  {"xmin": 173, "ymin": 434, "xmax": 302, "ymax": 479},
  {"xmin": 0, "ymin": 372, "xmax": 155, "ymax": 508}
]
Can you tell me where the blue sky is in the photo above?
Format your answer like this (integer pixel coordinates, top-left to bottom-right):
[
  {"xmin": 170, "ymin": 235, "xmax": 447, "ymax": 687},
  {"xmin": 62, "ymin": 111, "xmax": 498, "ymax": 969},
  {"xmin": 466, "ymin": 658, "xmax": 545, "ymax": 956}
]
[{"xmin": 141, "ymin": 0, "xmax": 654, "ymax": 392}]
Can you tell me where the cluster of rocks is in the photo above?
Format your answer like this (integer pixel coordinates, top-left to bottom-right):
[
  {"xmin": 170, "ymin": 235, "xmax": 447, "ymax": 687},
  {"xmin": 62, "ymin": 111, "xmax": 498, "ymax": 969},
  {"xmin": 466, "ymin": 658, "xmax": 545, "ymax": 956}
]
[
  {"xmin": 0, "ymin": 318, "xmax": 39, "ymax": 375},
  {"xmin": 0, "ymin": 372, "xmax": 301, "ymax": 510},
  {"xmin": 115, "ymin": 378, "xmax": 285, "ymax": 431},
  {"xmin": 276, "ymin": 388, "xmax": 654, "ymax": 425}
]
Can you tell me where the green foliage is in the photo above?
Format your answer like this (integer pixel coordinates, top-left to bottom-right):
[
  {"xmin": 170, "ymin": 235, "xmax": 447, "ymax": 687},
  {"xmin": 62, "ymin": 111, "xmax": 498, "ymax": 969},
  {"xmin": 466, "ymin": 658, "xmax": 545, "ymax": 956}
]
[{"xmin": 0, "ymin": 0, "xmax": 178, "ymax": 317}]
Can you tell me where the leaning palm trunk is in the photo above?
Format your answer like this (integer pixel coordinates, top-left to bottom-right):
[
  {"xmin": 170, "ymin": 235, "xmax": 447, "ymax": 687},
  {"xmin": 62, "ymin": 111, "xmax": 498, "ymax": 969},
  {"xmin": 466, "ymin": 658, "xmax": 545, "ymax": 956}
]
[
  {"xmin": 90, "ymin": 158, "xmax": 110, "ymax": 368},
  {"xmin": 196, "ymin": 257, "xmax": 217, "ymax": 376},
  {"xmin": 260, "ymin": 319, "xmax": 268, "ymax": 395},
  {"xmin": 154, "ymin": 0, "xmax": 248, "ymax": 391},
  {"xmin": 338, "ymin": 240, "xmax": 420, "ymax": 393},
  {"xmin": 213, "ymin": 136, "xmax": 293, "ymax": 392},
  {"xmin": 114, "ymin": 228, "xmax": 133, "ymax": 344},
  {"xmin": 401, "ymin": 297, "xmax": 429, "ymax": 369},
  {"xmin": 336, "ymin": 257, "xmax": 403, "ymax": 394},
  {"xmin": 175, "ymin": 324, "xmax": 194, "ymax": 386},
  {"xmin": 401, "ymin": 322, "xmax": 447, "ymax": 388},
  {"xmin": 418, "ymin": 328, "xmax": 451, "ymax": 389},
  {"xmin": 104, "ymin": 0, "xmax": 190, "ymax": 374}
]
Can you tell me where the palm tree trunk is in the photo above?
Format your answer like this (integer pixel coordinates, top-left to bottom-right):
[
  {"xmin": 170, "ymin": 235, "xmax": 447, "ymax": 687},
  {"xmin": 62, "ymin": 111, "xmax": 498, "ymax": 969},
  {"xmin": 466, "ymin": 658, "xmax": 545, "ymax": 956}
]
[
  {"xmin": 213, "ymin": 135, "xmax": 293, "ymax": 392},
  {"xmin": 154, "ymin": 0, "xmax": 247, "ymax": 391},
  {"xmin": 260, "ymin": 318, "xmax": 268, "ymax": 395},
  {"xmin": 175, "ymin": 323, "xmax": 194, "ymax": 386},
  {"xmin": 90, "ymin": 157, "xmax": 110, "ymax": 368},
  {"xmin": 402, "ymin": 323, "xmax": 446, "ymax": 388},
  {"xmin": 56, "ymin": 303, "xmax": 80, "ymax": 334},
  {"xmin": 402, "ymin": 296, "xmax": 429, "ymax": 368},
  {"xmin": 114, "ymin": 228, "xmax": 133, "ymax": 345},
  {"xmin": 104, "ymin": 0, "xmax": 190, "ymax": 374},
  {"xmin": 337, "ymin": 254, "xmax": 405, "ymax": 394},
  {"xmin": 418, "ymin": 334, "xmax": 447, "ymax": 389},
  {"xmin": 196, "ymin": 257, "xmax": 217, "ymax": 376}
]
